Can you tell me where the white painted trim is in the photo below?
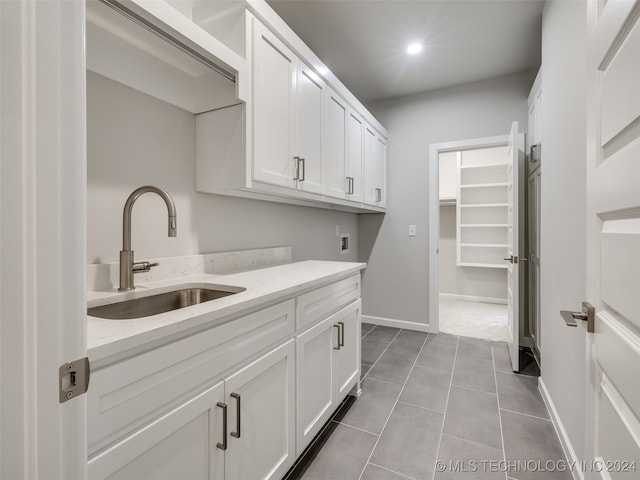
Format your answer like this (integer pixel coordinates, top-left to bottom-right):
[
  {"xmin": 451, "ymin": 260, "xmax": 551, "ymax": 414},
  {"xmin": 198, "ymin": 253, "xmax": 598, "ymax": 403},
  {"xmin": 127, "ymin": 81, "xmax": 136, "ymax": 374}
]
[
  {"xmin": 539, "ymin": 379, "xmax": 582, "ymax": 480},
  {"xmin": 439, "ymin": 293, "xmax": 507, "ymax": 305},
  {"xmin": 362, "ymin": 315, "xmax": 432, "ymax": 333},
  {"xmin": 1, "ymin": 2, "xmax": 87, "ymax": 478},
  {"xmin": 428, "ymin": 135, "xmax": 510, "ymax": 337}
]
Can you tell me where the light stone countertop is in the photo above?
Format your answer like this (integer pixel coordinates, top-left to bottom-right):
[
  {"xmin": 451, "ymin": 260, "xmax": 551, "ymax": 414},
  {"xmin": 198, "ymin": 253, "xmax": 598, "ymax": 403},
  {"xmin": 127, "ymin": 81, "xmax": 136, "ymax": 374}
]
[{"xmin": 87, "ymin": 260, "xmax": 365, "ymax": 365}]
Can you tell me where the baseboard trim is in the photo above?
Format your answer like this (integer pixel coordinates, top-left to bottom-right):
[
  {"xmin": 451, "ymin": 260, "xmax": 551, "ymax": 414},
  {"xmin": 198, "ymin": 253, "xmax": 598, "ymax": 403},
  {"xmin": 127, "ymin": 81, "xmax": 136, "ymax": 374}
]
[
  {"xmin": 362, "ymin": 315, "xmax": 431, "ymax": 333},
  {"xmin": 538, "ymin": 378, "xmax": 582, "ymax": 480},
  {"xmin": 439, "ymin": 293, "xmax": 507, "ymax": 305}
]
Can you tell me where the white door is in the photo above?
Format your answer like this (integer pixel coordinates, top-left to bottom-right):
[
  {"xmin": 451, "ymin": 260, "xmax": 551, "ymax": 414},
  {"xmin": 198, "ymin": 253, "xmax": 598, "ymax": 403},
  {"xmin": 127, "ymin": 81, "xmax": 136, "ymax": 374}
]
[
  {"xmin": 363, "ymin": 125, "xmax": 378, "ymax": 205},
  {"xmin": 88, "ymin": 382, "xmax": 225, "ymax": 480},
  {"xmin": 505, "ymin": 122, "xmax": 525, "ymax": 372},
  {"xmin": 332, "ymin": 300, "xmax": 361, "ymax": 401},
  {"xmin": 1, "ymin": 2, "xmax": 87, "ymax": 479},
  {"xmin": 225, "ymin": 340, "xmax": 296, "ymax": 480},
  {"xmin": 252, "ymin": 20, "xmax": 296, "ymax": 189},
  {"xmin": 346, "ymin": 109, "xmax": 364, "ymax": 203},
  {"xmin": 295, "ymin": 65, "xmax": 324, "ymax": 194},
  {"xmin": 325, "ymin": 91, "xmax": 348, "ymax": 199},
  {"xmin": 295, "ymin": 317, "xmax": 335, "ymax": 455},
  {"xmin": 374, "ymin": 136, "xmax": 388, "ymax": 207},
  {"xmin": 584, "ymin": 0, "xmax": 640, "ymax": 476}
]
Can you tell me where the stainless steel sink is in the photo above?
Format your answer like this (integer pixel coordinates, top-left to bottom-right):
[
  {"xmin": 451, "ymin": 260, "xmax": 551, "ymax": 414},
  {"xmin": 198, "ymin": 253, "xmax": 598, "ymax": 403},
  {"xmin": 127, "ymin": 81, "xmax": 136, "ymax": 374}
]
[{"xmin": 88, "ymin": 285, "xmax": 246, "ymax": 320}]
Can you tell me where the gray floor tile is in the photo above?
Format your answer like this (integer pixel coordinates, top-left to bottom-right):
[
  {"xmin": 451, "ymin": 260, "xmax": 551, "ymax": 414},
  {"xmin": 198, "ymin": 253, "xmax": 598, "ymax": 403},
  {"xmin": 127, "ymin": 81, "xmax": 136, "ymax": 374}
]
[
  {"xmin": 452, "ymin": 356, "xmax": 496, "ymax": 394},
  {"xmin": 365, "ymin": 326, "xmax": 401, "ymax": 344},
  {"xmin": 400, "ymin": 365, "xmax": 451, "ymax": 413},
  {"xmin": 416, "ymin": 342, "xmax": 457, "ymax": 373},
  {"xmin": 496, "ymin": 372, "xmax": 549, "ymax": 419},
  {"xmin": 367, "ymin": 350, "xmax": 416, "ymax": 385},
  {"xmin": 362, "ymin": 338, "xmax": 389, "ymax": 365},
  {"xmin": 457, "ymin": 336, "xmax": 493, "ymax": 361},
  {"xmin": 339, "ymin": 377, "xmax": 402, "ymax": 434},
  {"xmin": 300, "ymin": 423, "xmax": 378, "ymax": 480},
  {"xmin": 371, "ymin": 402, "xmax": 443, "ymax": 480},
  {"xmin": 435, "ymin": 434, "xmax": 504, "ymax": 480},
  {"xmin": 361, "ymin": 463, "xmax": 411, "ymax": 480},
  {"xmin": 443, "ymin": 386, "xmax": 502, "ymax": 450},
  {"xmin": 362, "ymin": 323, "xmax": 376, "ymax": 338},
  {"xmin": 388, "ymin": 330, "xmax": 428, "ymax": 356},
  {"xmin": 501, "ymin": 410, "xmax": 572, "ymax": 480},
  {"xmin": 361, "ymin": 363, "xmax": 372, "ymax": 380},
  {"xmin": 426, "ymin": 332, "xmax": 459, "ymax": 347},
  {"xmin": 492, "ymin": 342, "xmax": 514, "ymax": 373}
]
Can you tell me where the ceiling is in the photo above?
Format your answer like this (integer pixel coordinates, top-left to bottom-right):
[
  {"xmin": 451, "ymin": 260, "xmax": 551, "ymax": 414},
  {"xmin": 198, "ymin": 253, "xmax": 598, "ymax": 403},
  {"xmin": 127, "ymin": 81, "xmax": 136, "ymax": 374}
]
[{"xmin": 266, "ymin": 0, "xmax": 544, "ymax": 104}]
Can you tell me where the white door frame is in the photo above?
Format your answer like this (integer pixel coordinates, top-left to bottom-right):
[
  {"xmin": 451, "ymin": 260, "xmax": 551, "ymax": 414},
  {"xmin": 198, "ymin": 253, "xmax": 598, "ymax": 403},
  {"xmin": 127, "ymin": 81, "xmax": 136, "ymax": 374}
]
[
  {"xmin": 1, "ymin": 1, "xmax": 87, "ymax": 479},
  {"xmin": 428, "ymin": 135, "xmax": 508, "ymax": 335}
]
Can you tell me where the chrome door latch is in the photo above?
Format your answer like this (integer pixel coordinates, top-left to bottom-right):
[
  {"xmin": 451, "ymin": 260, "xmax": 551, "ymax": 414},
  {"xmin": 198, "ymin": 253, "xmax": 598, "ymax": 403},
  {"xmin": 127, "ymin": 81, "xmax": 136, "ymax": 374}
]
[
  {"xmin": 560, "ymin": 302, "xmax": 595, "ymax": 333},
  {"xmin": 59, "ymin": 357, "xmax": 90, "ymax": 403}
]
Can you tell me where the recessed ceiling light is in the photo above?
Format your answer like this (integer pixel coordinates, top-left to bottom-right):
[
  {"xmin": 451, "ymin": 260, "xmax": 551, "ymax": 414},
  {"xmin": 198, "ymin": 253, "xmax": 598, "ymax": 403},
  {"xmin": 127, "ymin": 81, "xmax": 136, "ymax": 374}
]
[{"xmin": 407, "ymin": 43, "xmax": 423, "ymax": 55}]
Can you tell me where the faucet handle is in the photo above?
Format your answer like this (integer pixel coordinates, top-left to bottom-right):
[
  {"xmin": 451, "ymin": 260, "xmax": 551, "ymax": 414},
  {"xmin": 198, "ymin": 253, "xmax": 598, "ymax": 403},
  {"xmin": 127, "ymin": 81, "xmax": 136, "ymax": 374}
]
[{"xmin": 132, "ymin": 261, "xmax": 159, "ymax": 273}]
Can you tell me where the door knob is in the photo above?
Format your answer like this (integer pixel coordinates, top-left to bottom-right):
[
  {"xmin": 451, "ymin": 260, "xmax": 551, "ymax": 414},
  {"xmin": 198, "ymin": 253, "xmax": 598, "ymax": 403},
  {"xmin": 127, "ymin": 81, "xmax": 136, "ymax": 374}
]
[
  {"xmin": 503, "ymin": 255, "xmax": 517, "ymax": 264},
  {"xmin": 560, "ymin": 302, "xmax": 595, "ymax": 333}
]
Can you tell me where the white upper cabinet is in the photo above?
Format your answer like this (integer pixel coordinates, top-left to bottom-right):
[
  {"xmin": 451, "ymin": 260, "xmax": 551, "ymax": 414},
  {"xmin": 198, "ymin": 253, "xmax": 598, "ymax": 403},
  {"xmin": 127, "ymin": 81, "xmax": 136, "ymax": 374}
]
[
  {"xmin": 345, "ymin": 109, "xmax": 364, "ymax": 203},
  {"xmin": 294, "ymin": 65, "xmax": 325, "ymax": 194},
  {"xmin": 439, "ymin": 151, "xmax": 458, "ymax": 203},
  {"xmin": 252, "ymin": 20, "xmax": 297, "ymax": 189},
  {"xmin": 364, "ymin": 124, "xmax": 387, "ymax": 207},
  {"xmin": 324, "ymin": 90, "xmax": 348, "ymax": 199},
  {"xmin": 194, "ymin": 3, "xmax": 387, "ymax": 212},
  {"xmin": 252, "ymin": 21, "xmax": 325, "ymax": 193}
]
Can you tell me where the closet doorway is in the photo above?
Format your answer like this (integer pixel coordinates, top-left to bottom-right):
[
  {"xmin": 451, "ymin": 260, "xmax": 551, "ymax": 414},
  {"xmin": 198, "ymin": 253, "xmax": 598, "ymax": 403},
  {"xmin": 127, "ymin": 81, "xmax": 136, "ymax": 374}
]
[
  {"xmin": 428, "ymin": 130, "xmax": 526, "ymax": 371},
  {"xmin": 439, "ymin": 143, "xmax": 510, "ymax": 341}
]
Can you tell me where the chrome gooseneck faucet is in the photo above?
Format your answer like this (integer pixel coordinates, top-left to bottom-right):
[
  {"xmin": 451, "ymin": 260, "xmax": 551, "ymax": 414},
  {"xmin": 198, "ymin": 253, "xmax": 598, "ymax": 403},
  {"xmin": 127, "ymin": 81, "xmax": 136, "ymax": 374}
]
[{"xmin": 119, "ymin": 186, "xmax": 177, "ymax": 291}]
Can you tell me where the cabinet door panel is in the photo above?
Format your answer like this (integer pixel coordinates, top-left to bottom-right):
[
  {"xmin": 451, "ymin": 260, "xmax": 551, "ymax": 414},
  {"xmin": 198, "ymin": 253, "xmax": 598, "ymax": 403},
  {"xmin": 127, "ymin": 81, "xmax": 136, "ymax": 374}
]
[
  {"xmin": 374, "ymin": 136, "xmax": 387, "ymax": 207},
  {"xmin": 225, "ymin": 340, "xmax": 295, "ymax": 480},
  {"xmin": 332, "ymin": 300, "xmax": 361, "ymax": 401},
  {"xmin": 346, "ymin": 109, "xmax": 364, "ymax": 202},
  {"xmin": 296, "ymin": 317, "xmax": 335, "ymax": 454},
  {"xmin": 88, "ymin": 381, "xmax": 224, "ymax": 480},
  {"xmin": 363, "ymin": 125, "xmax": 377, "ymax": 205},
  {"xmin": 296, "ymin": 66, "xmax": 324, "ymax": 193},
  {"xmin": 325, "ymin": 92, "xmax": 347, "ymax": 199},
  {"xmin": 252, "ymin": 21, "xmax": 295, "ymax": 188}
]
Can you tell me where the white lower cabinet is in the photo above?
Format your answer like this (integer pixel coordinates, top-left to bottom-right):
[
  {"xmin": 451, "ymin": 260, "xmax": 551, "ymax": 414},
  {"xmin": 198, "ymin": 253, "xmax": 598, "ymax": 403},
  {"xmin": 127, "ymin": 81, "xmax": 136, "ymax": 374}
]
[
  {"xmin": 332, "ymin": 300, "xmax": 360, "ymax": 400},
  {"xmin": 295, "ymin": 299, "xmax": 361, "ymax": 455},
  {"xmin": 89, "ymin": 341, "xmax": 295, "ymax": 480},
  {"xmin": 295, "ymin": 316, "xmax": 336, "ymax": 454},
  {"xmin": 88, "ymin": 380, "xmax": 226, "ymax": 480},
  {"xmin": 88, "ymin": 275, "xmax": 361, "ymax": 480},
  {"xmin": 225, "ymin": 340, "xmax": 296, "ymax": 480}
]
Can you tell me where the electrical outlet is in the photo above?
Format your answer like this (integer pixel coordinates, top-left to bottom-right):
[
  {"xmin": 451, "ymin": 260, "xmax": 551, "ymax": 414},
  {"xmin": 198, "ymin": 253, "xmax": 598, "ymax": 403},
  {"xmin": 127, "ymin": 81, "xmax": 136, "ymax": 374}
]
[
  {"xmin": 340, "ymin": 234, "xmax": 350, "ymax": 254},
  {"xmin": 409, "ymin": 225, "xmax": 417, "ymax": 237}
]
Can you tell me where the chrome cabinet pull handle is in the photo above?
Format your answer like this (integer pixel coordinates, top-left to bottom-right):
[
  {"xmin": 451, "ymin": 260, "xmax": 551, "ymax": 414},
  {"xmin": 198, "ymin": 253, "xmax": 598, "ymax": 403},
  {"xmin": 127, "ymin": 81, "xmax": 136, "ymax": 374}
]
[
  {"xmin": 298, "ymin": 157, "xmax": 305, "ymax": 181},
  {"xmin": 294, "ymin": 156, "xmax": 300, "ymax": 180},
  {"xmin": 375, "ymin": 188, "xmax": 382, "ymax": 202},
  {"xmin": 338, "ymin": 321, "xmax": 345, "ymax": 347},
  {"xmin": 230, "ymin": 393, "xmax": 241, "ymax": 438},
  {"xmin": 216, "ymin": 402, "xmax": 227, "ymax": 450}
]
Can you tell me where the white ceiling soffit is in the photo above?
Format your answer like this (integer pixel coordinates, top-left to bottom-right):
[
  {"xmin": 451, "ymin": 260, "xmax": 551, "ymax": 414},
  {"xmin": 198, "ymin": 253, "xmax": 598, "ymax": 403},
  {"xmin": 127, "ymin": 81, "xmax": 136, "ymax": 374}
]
[{"xmin": 267, "ymin": 0, "xmax": 544, "ymax": 104}]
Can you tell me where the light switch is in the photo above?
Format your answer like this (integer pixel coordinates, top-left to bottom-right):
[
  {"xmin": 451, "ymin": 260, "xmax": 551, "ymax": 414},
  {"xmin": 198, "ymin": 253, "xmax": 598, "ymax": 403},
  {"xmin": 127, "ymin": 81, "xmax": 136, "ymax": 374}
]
[{"xmin": 409, "ymin": 225, "xmax": 416, "ymax": 237}]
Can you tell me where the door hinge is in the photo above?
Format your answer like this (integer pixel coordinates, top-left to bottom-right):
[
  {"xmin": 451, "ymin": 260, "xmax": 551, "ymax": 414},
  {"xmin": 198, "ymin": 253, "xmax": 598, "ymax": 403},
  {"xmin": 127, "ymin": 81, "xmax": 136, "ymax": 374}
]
[{"xmin": 59, "ymin": 357, "xmax": 90, "ymax": 403}]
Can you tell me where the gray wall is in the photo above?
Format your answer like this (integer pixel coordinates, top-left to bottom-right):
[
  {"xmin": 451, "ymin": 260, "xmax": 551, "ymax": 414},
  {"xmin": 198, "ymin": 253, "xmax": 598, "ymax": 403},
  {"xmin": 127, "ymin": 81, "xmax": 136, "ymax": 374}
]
[
  {"xmin": 359, "ymin": 71, "xmax": 533, "ymax": 324},
  {"xmin": 439, "ymin": 205, "xmax": 507, "ymax": 300},
  {"xmin": 87, "ymin": 72, "xmax": 358, "ymax": 264},
  {"xmin": 539, "ymin": 0, "xmax": 587, "ymax": 462}
]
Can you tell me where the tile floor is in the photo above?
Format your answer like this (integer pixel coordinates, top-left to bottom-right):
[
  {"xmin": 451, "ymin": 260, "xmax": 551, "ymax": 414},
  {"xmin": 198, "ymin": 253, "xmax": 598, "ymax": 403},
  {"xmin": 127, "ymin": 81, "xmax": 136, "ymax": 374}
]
[
  {"xmin": 439, "ymin": 297, "xmax": 510, "ymax": 342},
  {"xmin": 284, "ymin": 325, "xmax": 571, "ymax": 480}
]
